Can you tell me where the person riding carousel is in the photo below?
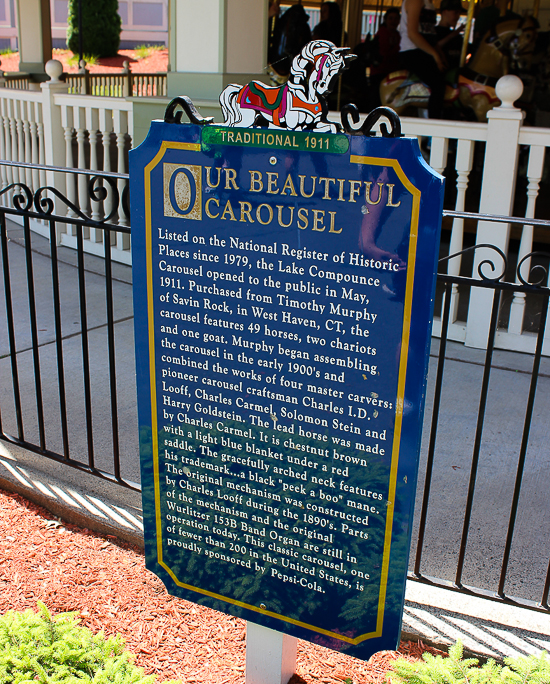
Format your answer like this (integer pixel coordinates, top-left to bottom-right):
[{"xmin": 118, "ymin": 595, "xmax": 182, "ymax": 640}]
[
  {"xmin": 435, "ymin": 0, "xmax": 467, "ymax": 74},
  {"xmin": 399, "ymin": 0, "xmax": 447, "ymax": 117}
]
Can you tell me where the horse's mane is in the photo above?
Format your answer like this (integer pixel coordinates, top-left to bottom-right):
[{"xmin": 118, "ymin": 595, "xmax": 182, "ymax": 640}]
[{"xmin": 290, "ymin": 39, "xmax": 339, "ymax": 86}]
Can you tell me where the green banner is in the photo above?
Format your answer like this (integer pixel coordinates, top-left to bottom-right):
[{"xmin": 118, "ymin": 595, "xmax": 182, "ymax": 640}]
[{"xmin": 201, "ymin": 126, "xmax": 349, "ymax": 154}]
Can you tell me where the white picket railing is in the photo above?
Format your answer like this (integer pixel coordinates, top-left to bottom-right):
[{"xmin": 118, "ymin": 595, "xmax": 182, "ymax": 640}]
[
  {"xmin": 0, "ymin": 59, "xmax": 133, "ymax": 265},
  {"xmin": 54, "ymin": 93, "xmax": 133, "ymax": 263},
  {"xmin": 395, "ymin": 78, "xmax": 550, "ymax": 356},
  {"xmin": 0, "ymin": 89, "xmax": 47, "ymax": 195},
  {"xmin": 0, "ymin": 65, "xmax": 549, "ymax": 353}
]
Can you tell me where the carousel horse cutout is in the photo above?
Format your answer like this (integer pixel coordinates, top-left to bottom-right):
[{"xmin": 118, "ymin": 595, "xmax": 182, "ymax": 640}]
[
  {"xmin": 220, "ymin": 40, "xmax": 355, "ymax": 132},
  {"xmin": 380, "ymin": 16, "xmax": 538, "ymax": 121}
]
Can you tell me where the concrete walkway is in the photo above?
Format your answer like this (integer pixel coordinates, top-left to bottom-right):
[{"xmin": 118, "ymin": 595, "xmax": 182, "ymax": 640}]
[{"xmin": 1, "ymin": 216, "xmax": 550, "ymax": 662}]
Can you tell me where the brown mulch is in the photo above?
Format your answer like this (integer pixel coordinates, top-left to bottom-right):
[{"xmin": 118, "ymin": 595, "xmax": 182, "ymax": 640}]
[
  {"xmin": 0, "ymin": 48, "xmax": 168, "ymax": 74},
  {"xmin": 0, "ymin": 488, "xmax": 445, "ymax": 683}
]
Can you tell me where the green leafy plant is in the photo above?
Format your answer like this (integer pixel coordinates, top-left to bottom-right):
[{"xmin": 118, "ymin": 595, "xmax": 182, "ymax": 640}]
[
  {"xmin": 67, "ymin": 0, "xmax": 121, "ymax": 58},
  {"xmin": 134, "ymin": 44, "xmax": 164, "ymax": 60},
  {"xmin": 68, "ymin": 53, "xmax": 99, "ymax": 67},
  {"xmin": 0, "ymin": 601, "xmax": 173, "ymax": 683},
  {"xmin": 388, "ymin": 641, "xmax": 550, "ymax": 684}
]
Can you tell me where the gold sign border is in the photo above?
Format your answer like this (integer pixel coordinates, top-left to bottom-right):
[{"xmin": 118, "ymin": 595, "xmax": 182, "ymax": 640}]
[{"xmin": 143, "ymin": 142, "xmax": 421, "ymax": 645}]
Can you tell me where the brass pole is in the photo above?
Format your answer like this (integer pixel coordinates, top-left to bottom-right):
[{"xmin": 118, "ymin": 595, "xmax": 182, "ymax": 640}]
[
  {"xmin": 336, "ymin": 0, "xmax": 350, "ymax": 111},
  {"xmin": 459, "ymin": 0, "xmax": 475, "ymax": 67}
]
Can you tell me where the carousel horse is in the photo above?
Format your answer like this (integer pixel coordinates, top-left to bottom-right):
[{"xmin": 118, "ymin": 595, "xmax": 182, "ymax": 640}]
[
  {"xmin": 220, "ymin": 40, "xmax": 355, "ymax": 132},
  {"xmin": 380, "ymin": 16, "xmax": 538, "ymax": 121}
]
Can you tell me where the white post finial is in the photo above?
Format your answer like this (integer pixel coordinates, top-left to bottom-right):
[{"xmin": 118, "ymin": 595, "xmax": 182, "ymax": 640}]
[
  {"xmin": 45, "ymin": 59, "xmax": 63, "ymax": 83},
  {"xmin": 495, "ymin": 75, "xmax": 524, "ymax": 109}
]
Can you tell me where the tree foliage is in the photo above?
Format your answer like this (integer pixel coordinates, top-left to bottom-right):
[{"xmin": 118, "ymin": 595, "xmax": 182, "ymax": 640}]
[{"xmin": 67, "ymin": 0, "xmax": 121, "ymax": 58}]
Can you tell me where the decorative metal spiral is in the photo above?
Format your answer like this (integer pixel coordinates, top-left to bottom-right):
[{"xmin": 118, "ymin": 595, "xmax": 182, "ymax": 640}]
[
  {"xmin": 441, "ymin": 244, "xmax": 550, "ymax": 290},
  {"xmin": 0, "ymin": 176, "xmax": 128, "ymax": 226},
  {"xmin": 341, "ymin": 105, "xmax": 402, "ymax": 138},
  {"xmin": 0, "ymin": 183, "xmax": 33, "ymax": 212},
  {"xmin": 516, "ymin": 251, "xmax": 550, "ymax": 288},
  {"xmin": 164, "ymin": 96, "xmax": 215, "ymax": 125},
  {"xmin": 88, "ymin": 175, "xmax": 121, "ymax": 223},
  {"xmin": 439, "ymin": 244, "xmax": 508, "ymax": 282}
]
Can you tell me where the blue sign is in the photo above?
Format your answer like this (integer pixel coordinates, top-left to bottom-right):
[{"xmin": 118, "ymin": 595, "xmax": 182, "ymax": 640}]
[{"xmin": 130, "ymin": 118, "xmax": 444, "ymax": 661}]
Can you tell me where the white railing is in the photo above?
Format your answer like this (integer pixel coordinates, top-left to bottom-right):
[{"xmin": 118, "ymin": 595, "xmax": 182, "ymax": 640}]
[
  {"xmin": 396, "ymin": 78, "xmax": 550, "ymax": 356},
  {"xmin": 54, "ymin": 93, "xmax": 133, "ymax": 263},
  {"xmin": 0, "ymin": 65, "xmax": 549, "ymax": 352},
  {"xmin": 0, "ymin": 89, "xmax": 46, "ymax": 195},
  {"xmin": 0, "ymin": 59, "xmax": 133, "ymax": 265}
]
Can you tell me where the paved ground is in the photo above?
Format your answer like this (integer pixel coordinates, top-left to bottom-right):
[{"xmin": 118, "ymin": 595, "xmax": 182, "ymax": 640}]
[{"xmin": 1, "ymin": 216, "xmax": 549, "ymax": 659}]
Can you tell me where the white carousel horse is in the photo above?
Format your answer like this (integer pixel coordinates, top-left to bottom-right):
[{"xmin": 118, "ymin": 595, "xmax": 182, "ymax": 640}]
[{"xmin": 220, "ymin": 40, "xmax": 354, "ymax": 132}]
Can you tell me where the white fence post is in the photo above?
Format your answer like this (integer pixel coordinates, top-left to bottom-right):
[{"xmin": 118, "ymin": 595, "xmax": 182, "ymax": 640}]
[
  {"xmin": 40, "ymin": 59, "xmax": 69, "ymax": 225},
  {"xmin": 464, "ymin": 75, "xmax": 525, "ymax": 349}
]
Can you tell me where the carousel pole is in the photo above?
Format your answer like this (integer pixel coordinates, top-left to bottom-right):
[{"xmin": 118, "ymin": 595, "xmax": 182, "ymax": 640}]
[
  {"xmin": 459, "ymin": 0, "xmax": 476, "ymax": 67},
  {"xmin": 336, "ymin": 0, "xmax": 350, "ymax": 111}
]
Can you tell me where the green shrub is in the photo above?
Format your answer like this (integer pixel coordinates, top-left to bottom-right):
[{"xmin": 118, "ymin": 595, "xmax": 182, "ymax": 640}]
[
  {"xmin": 134, "ymin": 44, "xmax": 164, "ymax": 60},
  {"xmin": 67, "ymin": 0, "xmax": 121, "ymax": 58},
  {"xmin": 389, "ymin": 641, "xmax": 550, "ymax": 684},
  {"xmin": 68, "ymin": 53, "xmax": 99, "ymax": 67},
  {"xmin": 0, "ymin": 601, "xmax": 160, "ymax": 683}
]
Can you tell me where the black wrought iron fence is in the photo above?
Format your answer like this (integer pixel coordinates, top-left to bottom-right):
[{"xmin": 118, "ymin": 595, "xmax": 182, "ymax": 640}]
[
  {"xmin": 413, "ymin": 220, "xmax": 550, "ymax": 613},
  {"xmin": 0, "ymin": 161, "xmax": 549, "ymax": 615},
  {"xmin": 0, "ymin": 162, "xmax": 135, "ymax": 489}
]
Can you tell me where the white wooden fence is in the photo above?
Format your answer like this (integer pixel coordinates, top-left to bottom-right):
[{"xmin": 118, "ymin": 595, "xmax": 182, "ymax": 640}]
[
  {"xmin": 0, "ymin": 64, "xmax": 549, "ymax": 353},
  {"xmin": 404, "ymin": 77, "xmax": 550, "ymax": 356},
  {"xmin": 0, "ymin": 59, "xmax": 133, "ymax": 264}
]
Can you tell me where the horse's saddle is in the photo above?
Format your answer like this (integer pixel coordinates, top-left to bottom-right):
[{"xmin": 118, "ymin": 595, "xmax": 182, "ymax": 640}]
[
  {"xmin": 386, "ymin": 71, "xmax": 430, "ymax": 100},
  {"xmin": 239, "ymin": 82, "xmax": 287, "ymax": 113},
  {"xmin": 238, "ymin": 81, "xmax": 323, "ymax": 121}
]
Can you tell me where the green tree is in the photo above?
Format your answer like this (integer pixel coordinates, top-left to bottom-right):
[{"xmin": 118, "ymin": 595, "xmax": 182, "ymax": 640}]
[{"xmin": 67, "ymin": 0, "xmax": 121, "ymax": 58}]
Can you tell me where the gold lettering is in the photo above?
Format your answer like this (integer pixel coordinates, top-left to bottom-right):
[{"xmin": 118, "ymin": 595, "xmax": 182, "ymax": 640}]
[
  {"xmin": 228, "ymin": 131, "xmax": 234, "ymax": 142},
  {"xmin": 297, "ymin": 207, "xmax": 308, "ymax": 230},
  {"xmin": 267, "ymin": 134, "xmax": 274, "ymax": 145},
  {"xmin": 205, "ymin": 197, "xmax": 219, "ymax": 219},
  {"xmin": 284, "ymin": 135, "xmax": 292, "ymax": 147},
  {"xmin": 256, "ymin": 203, "xmax": 274, "ymax": 225},
  {"xmin": 365, "ymin": 182, "xmax": 383, "ymax": 205},
  {"xmin": 328, "ymin": 211, "xmax": 342, "ymax": 234},
  {"xmin": 276, "ymin": 205, "xmax": 294, "ymax": 228},
  {"xmin": 298, "ymin": 175, "xmax": 316, "ymax": 198},
  {"xmin": 349, "ymin": 180, "xmax": 362, "ymax": 203},
  {"xmin": 386, "ymin": 184, "xmax": 401, "ymax": 207},
  {"xmin": 292, "ymin": 136, "xmax": 299, "ymax": 148},
  {"xmin": 235, "ymin": 132, "xmax": 243, "ymax": 143},
  {"xmin": 275, "ymin": 134, "xmax": 283, "ymax": 146},
  {"xmin": 224, "ymin": 168, "xmax": 239, "ymax": 190},
  {"xmin": 312, "ymin": 209, "xmax": 326, "ymax": 232},
  {"xmin": 244, "ymin": 132, "xmax": 251, "ymax": 143},
  {"xmin": 205, "ymin": 167, "xmax": 221, "ymax": 188},
  {"xmin": 281, "ymin": 174, "xmax": 297, "ymax": 196},
  {"xmin": 337, "ymin": 179, "xmax": 345, "ymax": 201},
  {"xmin": 249, "ymin": 171, "xmax": 263, "ymax": 192},
  {"xmin": 221, "ymin": 200, "xmax": 237, "ymax": 221},
  {"xmin": 267, "ymin": 172, "xmax": 279, "ymax": 195},
  {"xmin": 319, "ymin": 178, "xmax": 335, "ymax": 200},
  {"xmin": 239, "ymin": 202, "xmax": 254, "ymax": 223}
]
